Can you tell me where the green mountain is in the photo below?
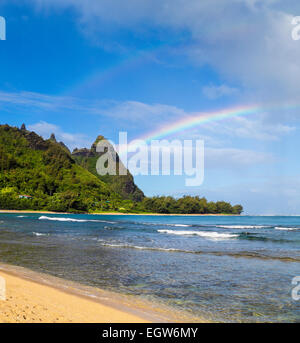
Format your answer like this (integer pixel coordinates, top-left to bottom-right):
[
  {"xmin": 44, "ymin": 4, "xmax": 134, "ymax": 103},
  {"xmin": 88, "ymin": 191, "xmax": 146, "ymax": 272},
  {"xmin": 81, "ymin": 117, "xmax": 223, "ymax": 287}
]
[
  {"xmin": 0, "ymin": 124, "xmax": 141, "ymax": 212},
  {"xmin": 0, "ymin": 124, "xmax": 243, "ymax": 215},
  {"xmin": 72, "ymin": 135, "xmax": 144, "ymax": 202}
]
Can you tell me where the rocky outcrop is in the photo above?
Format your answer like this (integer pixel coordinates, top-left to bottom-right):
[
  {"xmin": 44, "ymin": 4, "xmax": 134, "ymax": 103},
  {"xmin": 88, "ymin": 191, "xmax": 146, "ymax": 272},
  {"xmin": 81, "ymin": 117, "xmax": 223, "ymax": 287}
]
[
  {"xmin": 72, "ymin": 148, "xmax": 93, "ymax": 158},
  {"xmin": 72, "ymin": 136, "xmax": 145, "ymax": 202}
]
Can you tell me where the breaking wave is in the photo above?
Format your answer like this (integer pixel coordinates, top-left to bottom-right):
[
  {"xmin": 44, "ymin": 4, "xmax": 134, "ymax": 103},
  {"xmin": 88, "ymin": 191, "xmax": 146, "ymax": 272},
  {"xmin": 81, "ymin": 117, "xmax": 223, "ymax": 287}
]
[
  {"xmin": 171, "ymin": 224, "xmax": 192, "ymax": 227},
  {"xmin": 216, "ymin": 225, "xmax": 271, "ymax": 229},
  {"xmin": 275, "ymin": 227, "xmax": 299, "ymax": 231},
  {"xmin": 39, "ymin": 216, "xmax": 116, "ymax": 224},
  {"xmin": 33, "ymin": 232, "xmax": 48, "ymax": 237},
  {"xmin": 157, "ymin": 229, "xmax": 238, "ymax": 240}
]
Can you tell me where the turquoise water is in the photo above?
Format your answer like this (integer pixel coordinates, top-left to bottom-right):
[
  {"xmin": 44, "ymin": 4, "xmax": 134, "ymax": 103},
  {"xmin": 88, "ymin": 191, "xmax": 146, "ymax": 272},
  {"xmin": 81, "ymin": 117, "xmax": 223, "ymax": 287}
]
[{"xmin": 0, "ymin": 213, "xmax": 299, "ymax": 322}]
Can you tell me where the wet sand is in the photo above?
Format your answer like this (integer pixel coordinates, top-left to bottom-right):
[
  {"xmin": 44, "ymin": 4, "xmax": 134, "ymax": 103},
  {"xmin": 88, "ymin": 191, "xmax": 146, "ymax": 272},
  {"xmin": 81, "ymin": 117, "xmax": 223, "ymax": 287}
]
[
  {"xmin": 0, "ymin": 263, "xmax": 205, "ymax": 323},
  {"xmin": 0, "ymin": 270, "xmax": 149, "ymax": 323}
]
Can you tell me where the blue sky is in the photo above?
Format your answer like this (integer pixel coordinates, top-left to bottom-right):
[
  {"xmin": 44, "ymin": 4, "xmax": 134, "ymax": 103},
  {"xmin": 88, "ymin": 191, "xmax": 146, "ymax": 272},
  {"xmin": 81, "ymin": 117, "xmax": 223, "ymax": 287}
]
[{"xmin": 1, "ymin": 1, "xmax": 300, "ymax": 214}]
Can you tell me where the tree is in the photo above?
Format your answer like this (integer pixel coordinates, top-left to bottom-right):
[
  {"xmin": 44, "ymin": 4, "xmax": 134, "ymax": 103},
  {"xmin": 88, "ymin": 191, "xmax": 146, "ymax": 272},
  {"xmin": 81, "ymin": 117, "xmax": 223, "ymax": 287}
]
[
  {"xmin": 177, "ymin": 196, "xmax": 200, "ymax": 214},
  {"xmin": 232, "ymin": 205, "xmax": 243, "ymax": 214},
  {"xmin": 207, "ymin": 201, "xmax": 217, "ymax": 214},
  {"xmin": 216, "ymin": 201, "xmax": 233, "ymax": 214}
]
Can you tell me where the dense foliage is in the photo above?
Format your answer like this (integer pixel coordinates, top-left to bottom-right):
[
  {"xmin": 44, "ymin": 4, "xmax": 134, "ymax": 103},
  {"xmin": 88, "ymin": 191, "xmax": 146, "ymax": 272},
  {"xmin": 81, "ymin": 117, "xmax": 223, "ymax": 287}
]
[
  {"xmin": 0, "ymin": 124, "xmax": 243, "ymax": 214},
  {"xmin": 0, "ymin": 125, "xmax": 112, "ymax": 213},
  {"xmin": 136, "ymin": 196, "xmax": 243, "ymax": 214}
]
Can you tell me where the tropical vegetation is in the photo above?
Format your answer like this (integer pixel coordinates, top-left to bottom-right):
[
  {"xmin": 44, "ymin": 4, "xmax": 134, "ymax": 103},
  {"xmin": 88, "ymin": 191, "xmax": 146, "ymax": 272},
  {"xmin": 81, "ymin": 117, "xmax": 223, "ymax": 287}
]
[{"xmin": 0, "ymin": 124, "xmax": 243, "ymax": 214}]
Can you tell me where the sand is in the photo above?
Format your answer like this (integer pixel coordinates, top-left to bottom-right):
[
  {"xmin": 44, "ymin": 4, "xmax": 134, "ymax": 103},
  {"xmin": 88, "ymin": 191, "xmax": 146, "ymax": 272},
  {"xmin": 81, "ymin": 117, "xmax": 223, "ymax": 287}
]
[
  {"xmin": 0, "ymin": 264, "xmax": 207, "ymax": 323},
  {"xmin": 0, "ymin": 210, "xmax": 237, "ymax": 216},
  {"xmin": 0, "ymin": 270, "xmax": 150, "ymax": 323}
]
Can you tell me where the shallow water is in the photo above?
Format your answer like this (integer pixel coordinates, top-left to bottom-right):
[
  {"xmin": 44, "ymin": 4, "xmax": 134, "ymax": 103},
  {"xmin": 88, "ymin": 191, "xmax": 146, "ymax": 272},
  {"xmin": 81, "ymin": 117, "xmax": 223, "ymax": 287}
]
[{"xmin": 0, "ymin": 213, "xmax": 299, "ymax": 322}]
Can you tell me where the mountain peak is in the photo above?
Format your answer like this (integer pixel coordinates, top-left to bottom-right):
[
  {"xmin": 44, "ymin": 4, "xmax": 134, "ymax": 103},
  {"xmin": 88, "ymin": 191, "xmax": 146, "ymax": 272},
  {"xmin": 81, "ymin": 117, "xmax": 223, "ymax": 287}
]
[
  {"xmin": 91, "ymin": 135, "xmax": 105, "ymax": 152},
  {"xmin": 72, "ymin": 134, "xmax": 145, "ymax": 202},
  {"xmin": 50, "ymin": 133, "xmax": 56, "ymax": 142}
]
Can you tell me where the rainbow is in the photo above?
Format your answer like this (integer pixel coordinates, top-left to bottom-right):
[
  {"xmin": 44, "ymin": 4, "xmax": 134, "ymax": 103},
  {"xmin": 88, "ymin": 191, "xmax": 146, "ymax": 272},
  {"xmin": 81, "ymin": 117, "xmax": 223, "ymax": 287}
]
[
  {"xmin": 135, "ymin": 104, "xmax": 261, "ymax": 143},
  {"xmin": 114, "ymin": 102, "xmax": 298, "ymax": 155},
  {"xmin": 119, "ymin": 102, "xmax": 299, "ymax": 151},
  {"xmin": 116, "ymin": 104, "xmax": 265, "ymax": 154}
]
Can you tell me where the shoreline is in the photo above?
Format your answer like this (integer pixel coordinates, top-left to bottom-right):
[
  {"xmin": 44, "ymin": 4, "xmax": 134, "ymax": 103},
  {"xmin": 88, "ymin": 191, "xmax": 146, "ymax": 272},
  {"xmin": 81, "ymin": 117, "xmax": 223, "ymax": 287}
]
[
  {"xmin": 0, "ymin": 262, "xmax": 207, "ymax": 323},
  {"xmin": 0, "ymin": 210, "xmax": 239, "ymax": 216}
]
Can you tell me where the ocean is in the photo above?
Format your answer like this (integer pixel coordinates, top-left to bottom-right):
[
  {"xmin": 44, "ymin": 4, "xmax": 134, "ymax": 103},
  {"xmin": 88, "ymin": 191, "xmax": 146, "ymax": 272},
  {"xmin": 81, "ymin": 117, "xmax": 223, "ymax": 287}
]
[{"xmin": 0, "ymin": 213, "xmax": 299, "ymax": 322}]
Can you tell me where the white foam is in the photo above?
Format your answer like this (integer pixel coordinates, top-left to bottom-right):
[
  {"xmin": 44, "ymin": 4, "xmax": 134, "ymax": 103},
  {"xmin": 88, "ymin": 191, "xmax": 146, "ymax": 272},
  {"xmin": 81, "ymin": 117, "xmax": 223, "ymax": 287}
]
[
  {"xmin": 171, "ymin": 224, "xmax": 191, "ymax": 227},
  {"xmin": 275, "ymin": 227, "xmax": 299, "ymax": 231},
  {"xmin": 33, "ymin": 232, "xmax": 47, "ymax": 236},
  {"xmin": 101, "ymin": 243, "xmax": 184, "ymax": 252},
  {"xmin": 39, "ymin": 216, "xmax": 116, "ymax": 224},
  {"xmin": 140, "ymin": 222, "xmax": 192, "ymax": 228},
  {"xmin": 157, "ymin": 229, "xmax": 238, "ymax": 240},
  {"xmin": 216, "ymin": 225, "xmax": 270, "ymax": 229},
  {"xmin": 17, "ymin": 215, "xmax": 26, "ymax": 218}
]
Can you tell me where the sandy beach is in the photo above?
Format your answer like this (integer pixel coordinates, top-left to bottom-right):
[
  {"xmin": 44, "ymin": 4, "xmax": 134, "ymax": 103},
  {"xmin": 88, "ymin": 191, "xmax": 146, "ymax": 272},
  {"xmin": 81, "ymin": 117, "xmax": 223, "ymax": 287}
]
[
  {"xmin": 0, "ymin": 269, "xmax": 151, "ymax": 323},
  {"xmin": 0, "ymin": 210, "xmax": 237, "ymax": 216},
  {"xmin": 0, "ymin": 264, "xmax": 208, "ymax": 323},
  {"xmin": 0, "ymin": 263, "xmax": 203, "ymax": 323}
]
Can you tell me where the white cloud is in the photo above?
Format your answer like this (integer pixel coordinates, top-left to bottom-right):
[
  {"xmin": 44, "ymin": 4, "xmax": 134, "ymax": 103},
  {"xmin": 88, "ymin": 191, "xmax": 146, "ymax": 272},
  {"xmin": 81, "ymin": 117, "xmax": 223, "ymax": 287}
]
[
  {"xmin": 205, "ymin": 147, "xmax": 274, "ymax": 169},
  {"xmin": 202, "ymin": 84, "xmax": 239, "ymax": 100},
  {"xmin": 218, "ymin": 176, "xmax": 300, "ymax": 215},
  {"xmin": 189, "ymin": 9, "xmax": 300, "ymax": 104},
  {"xmin": 0, "ymin": 90, "xmax": 87, "ymax": 112},
  {"xmin": 24, "ymin": 0, "xmax": 300, "ymax": 105},
  {"xmin": 203, "ymin": 115, "xmax": 296, "ymax": 141},
  {"xmin": 102, "ymin": 100, "xmax": 185, "ymax": 120},
  {"xmin": 0, "ymin": 90, "xmax": 295, "ymax": 142},
  {"xmin": 104, "ymin": 101, "xmax": 296, "ymax": 142},
  {"xmin": 97, "ymin": 99, "xmax": 296, "ymax": 140},
  {"xmin": 0, "ymin": 90, "xmax": 182, "ymax": 125},
  {"xmin": 28, "ymin": 121, "xmax": 92, "ymax": 151}
]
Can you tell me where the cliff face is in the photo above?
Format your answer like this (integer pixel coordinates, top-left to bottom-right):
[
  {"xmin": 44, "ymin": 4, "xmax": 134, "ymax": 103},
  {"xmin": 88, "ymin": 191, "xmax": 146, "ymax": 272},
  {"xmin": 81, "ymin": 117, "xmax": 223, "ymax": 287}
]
[{"xmin": 72, "ymin": 136, "xmax": 144, "ymax": 202}]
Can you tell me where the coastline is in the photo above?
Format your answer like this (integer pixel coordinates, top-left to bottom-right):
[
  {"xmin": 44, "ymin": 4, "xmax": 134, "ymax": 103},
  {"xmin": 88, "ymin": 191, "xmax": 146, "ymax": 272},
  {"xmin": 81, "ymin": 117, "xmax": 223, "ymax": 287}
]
[
  {"xmin": 0, "ymin": 210, "xmax": 239, "ymax": 216},
  {"xmin": 0, "ymin": 263, "xmax": 207, "ymax": 323}
]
